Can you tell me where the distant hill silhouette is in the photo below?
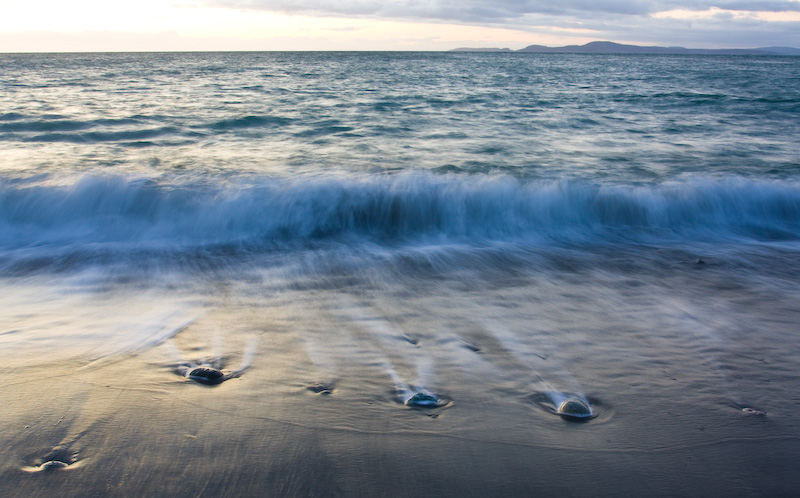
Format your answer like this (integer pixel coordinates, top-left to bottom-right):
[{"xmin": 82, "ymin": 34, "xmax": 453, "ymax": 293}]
[{"xmin": 452, "ymin": 41, "xmax": 800, "ymax": 55}]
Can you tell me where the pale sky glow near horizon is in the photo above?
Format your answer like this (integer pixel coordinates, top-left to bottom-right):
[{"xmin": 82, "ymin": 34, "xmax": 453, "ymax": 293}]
[{"xmin": 0, "ymin": 0, "xmax": 798, "ymax": 52}]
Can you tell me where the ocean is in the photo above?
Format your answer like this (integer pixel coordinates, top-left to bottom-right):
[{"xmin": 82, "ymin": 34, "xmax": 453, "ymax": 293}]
[{"xmin": 1, "ymin": 52, "xmax": 800, "ymax": 496}]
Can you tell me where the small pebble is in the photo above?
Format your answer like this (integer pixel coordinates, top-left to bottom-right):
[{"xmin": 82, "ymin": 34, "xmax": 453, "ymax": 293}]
[
  {"xmin": 406, "ymin": 392, "xmax": 447, "ymax": 408},
  {"xmin": 188, "ymin": 367, "xmax": 225, "ymax": 385},
  {"xmin": 307, "ymin": 384, "xmax": 335, "ymax": 395},
  {"xmin": 39, "ymin": 461, "xmax": 69, "ymax": 471},
  {"xmin": 558, "ymin": 398, "xmax": 593, "ymax": 419}
]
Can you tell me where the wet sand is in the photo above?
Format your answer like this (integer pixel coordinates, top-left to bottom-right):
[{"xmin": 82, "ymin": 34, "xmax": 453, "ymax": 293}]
[{"xmin": 3, "ymin": 247, "xmax": 800, "ymax": 497}]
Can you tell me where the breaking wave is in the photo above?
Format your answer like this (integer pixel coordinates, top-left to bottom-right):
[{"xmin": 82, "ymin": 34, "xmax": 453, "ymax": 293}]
[{"xmin": 1, "ymin": 172, "xmax": 798, "ymax": 269}]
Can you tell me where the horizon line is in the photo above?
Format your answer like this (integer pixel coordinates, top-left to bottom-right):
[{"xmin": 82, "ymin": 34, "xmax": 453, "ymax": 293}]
[{"xmin": 3, "ymin": 40, "xmax": 799, "ymax": 55}]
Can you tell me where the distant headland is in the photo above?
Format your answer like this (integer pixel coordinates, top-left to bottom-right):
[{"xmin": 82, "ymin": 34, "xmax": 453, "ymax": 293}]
[{"xmin": 451, "ymin": 41, "xmax": 800, "ymax": 56}]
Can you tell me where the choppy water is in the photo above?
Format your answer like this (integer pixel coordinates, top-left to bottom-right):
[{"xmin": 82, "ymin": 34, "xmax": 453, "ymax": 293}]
[{"xmin": 2, "ymin": 52, "xmax": 800, "ymax": 496}]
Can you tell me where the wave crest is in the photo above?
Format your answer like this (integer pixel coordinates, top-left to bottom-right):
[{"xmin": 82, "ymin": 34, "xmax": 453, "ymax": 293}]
[{"xmin": 1, "ymin": 173, "xmax": 798, "ymax": 255}]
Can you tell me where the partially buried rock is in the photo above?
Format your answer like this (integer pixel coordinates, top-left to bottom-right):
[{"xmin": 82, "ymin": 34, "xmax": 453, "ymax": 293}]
[
  {"xmin": 307, "ymin": 383, "xmax": 334, "ymax": 395},
  {"xmin": 402, "ymin": 334, "xmax": 420, "ymax": 346},
  {"xmin": 187, "ymin": 367, "xmax": 226, "ymax": 385},
  {"xmin": 39, "ymin": 460, "xmax": 70, "ymax": 471},
  {"xmin": 405, "ymin": 392, "xmax": 447, "ymax": 408},
  {"xmin": 462, "ymin": 342, "xmax": 481, "ymax": 353},
  {"xmin": 22, "ymin": 460, "xmax": 71, "ymax": 473},
  {"xmin": 558, "ymin": 397, "xmax": 593, "ymax": 419}
]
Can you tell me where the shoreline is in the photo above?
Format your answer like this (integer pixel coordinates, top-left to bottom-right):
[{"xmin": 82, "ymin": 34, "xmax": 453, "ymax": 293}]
[{"xmin": 3, "ymin": 249, "xmax": 800, "ymax": 496}]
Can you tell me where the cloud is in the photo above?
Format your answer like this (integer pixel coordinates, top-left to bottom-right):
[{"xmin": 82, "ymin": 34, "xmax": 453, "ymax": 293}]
[
  {"xmin": 212, "ymin": 0, "xmax": 645, "ymax": 20},
  {"xmin": 204, "ymin": 0, "xmax": 800, "ymax": 47},
  {"xmin": 210, "ymin": 0, "xmax": 800, "ymax": 23},
  {"xmin": 601, "ymin": 15, "xmax": 800, "ymax": 47},
  {"xmin": 4, "ymin": 0, "xmax": 797, "ymax": 51},
  {"xmin": 661, "ymin": 1, "xmax": 800, "ymax": 11}
]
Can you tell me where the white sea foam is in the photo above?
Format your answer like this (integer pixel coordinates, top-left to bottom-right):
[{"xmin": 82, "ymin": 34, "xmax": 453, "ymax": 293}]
[{"xmin": 1, "ymin": 173, "xmax": 798, "ymax": 278}]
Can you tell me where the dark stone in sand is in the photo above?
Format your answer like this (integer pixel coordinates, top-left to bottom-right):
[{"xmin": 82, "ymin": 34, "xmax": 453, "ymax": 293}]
[
  {"xmin": 406, "ymin": 392, "xmax": 447, "ymax": 408},
  {"xmin": 463, "ymin": 342, "xmax": 481, "ymax": 353},
  {"xmin": 188, "ymin": 367, "xmax": 225, "ymax": 385},
  {"xmin": 308, "ymin": 384, "xmax": 334, "ymax": 395},
  {"xmin": 402, "ymin": 334, "xmax": 420, "ymax": 346},
  {"xmin": 558, "ymin": 398, "xmax": 593, "ymax": 419},
  {"xmin": 38, "ymin": 460, "xmax": 69, "ymax": 471}
]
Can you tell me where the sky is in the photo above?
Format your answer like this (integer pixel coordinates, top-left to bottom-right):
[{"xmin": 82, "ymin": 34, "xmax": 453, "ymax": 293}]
[{"xmin": 0, "ymin": 0, "xmax": 798, "ymax": 52}]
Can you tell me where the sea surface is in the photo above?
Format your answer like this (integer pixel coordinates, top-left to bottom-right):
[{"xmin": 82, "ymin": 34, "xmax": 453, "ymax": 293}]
[{"xmin": 1, "ymin": 52, "xmax": 800, "ymax": 496}]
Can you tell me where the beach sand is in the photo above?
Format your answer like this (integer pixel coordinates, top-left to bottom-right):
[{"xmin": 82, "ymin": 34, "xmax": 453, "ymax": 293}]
[{"xmin": 3, "ymin": 247, "xmax": 800, "ymax": 497}]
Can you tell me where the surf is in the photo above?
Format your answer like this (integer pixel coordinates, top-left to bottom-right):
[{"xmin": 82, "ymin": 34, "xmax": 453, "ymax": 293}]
[{"xmin": 2, "ymin": 173, "xmax": 798, "ymax": 266}]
